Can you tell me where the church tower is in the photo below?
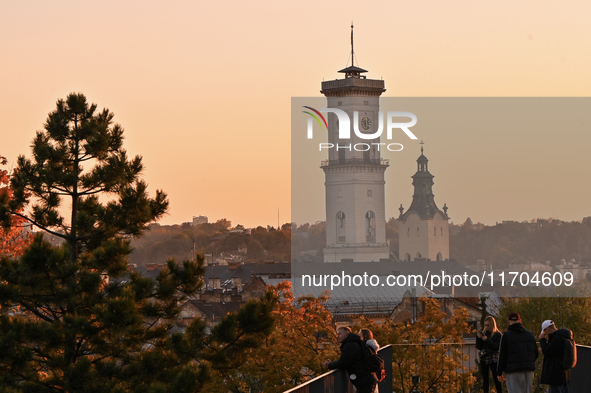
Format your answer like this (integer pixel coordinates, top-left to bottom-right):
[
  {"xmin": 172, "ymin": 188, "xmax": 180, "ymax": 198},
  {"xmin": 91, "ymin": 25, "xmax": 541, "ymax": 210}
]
[
  {"xmin": 398, "ymin": 144, "xmax": 450, "ymax": 262},
  {"xmin": 321, "ymin": 25, "xmax": 390, "ymax": 263}
]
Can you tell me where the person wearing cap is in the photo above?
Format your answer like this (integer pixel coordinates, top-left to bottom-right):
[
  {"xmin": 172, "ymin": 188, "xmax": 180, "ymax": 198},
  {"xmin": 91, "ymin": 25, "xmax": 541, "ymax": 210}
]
[
  {"xmin": 539, "ymin": 320, "xmax": 571, "ymax": 393},
  {"xmin": 497, "ymin": 312, "xmax": 538, "ymax": 393}
]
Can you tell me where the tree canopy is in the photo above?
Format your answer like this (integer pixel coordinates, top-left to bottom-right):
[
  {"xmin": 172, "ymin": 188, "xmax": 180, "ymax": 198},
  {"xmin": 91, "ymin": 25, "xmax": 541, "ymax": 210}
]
[
  {"xmin": 354, "ymin": 298, "xmax": 475, "ymax": 393},
  {"xmin": 203, "ymin": 282, "xmax": 339, "ymax": 393},
  {"xmin": 0, "ymin": 93, "xmax": 276, "ymax": 393}
]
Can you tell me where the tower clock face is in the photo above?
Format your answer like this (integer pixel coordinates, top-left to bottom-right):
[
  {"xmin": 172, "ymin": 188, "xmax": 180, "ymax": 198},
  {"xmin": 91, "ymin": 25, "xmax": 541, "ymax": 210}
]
[{"xmin": 361, "ymin": 117, "xmax": 371, "ymax": 130}]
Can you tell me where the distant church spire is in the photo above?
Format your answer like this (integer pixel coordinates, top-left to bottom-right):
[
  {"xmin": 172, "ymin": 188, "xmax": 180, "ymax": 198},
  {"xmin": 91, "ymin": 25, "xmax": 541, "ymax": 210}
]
[
  {"xmin": 398, "ymin": 144, "xmax": 450, "ymax": 262},
  {"xmin": 399, "ymin": 144, "xmax": 447, "ymax": 220}
]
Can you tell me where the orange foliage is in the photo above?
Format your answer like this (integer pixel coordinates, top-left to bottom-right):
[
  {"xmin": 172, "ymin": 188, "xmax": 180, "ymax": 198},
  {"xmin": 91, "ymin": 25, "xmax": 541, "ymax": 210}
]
[
  {"xmin": 0, "ymin": 155, "xmax": 33, "ymax": 258},
  {"xmin": 204, "ymin": 281, "xmax": 339, "ymax": 393}
]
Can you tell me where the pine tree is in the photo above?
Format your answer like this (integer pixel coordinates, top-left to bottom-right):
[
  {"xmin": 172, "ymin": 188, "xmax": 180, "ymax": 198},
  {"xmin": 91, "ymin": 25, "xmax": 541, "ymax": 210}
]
[{"xmin": 0, "ymin": 93, "xmax": 276, "ymax": 393}]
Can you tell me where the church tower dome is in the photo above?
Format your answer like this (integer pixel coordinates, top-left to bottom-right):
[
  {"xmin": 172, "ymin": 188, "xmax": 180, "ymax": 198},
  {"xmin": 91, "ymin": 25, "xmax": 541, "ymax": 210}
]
[{"xmin": 398, "ymin": 143, "xmax": 450, "ymax": 262}]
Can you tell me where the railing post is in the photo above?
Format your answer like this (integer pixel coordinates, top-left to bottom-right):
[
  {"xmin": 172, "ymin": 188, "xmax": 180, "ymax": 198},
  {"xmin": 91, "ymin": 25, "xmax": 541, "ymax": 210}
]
[
  {"xmin": 569, "ymin": 344, "xmax": 591, "ymax": 393},
  {"xmin": 333, "ymin": 368, "xmax": 354, "ymax": 393},
  {"xmin": 378, "ymin": 345, "xmax": 393, "ymax": 393}
]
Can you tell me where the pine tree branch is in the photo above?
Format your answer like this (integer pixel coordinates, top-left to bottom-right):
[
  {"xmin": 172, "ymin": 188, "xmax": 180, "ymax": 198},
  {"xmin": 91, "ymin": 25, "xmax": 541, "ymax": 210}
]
[{"xmin": 8, "ymin": 210, "xmax": 66, "ymax": 239}]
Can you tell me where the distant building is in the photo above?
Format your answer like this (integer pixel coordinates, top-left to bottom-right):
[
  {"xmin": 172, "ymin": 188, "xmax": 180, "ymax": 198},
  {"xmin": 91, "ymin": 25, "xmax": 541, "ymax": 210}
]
[
  {"xmin": 398, "ymin": 146, "xmax": 450, "ymax": 262},
  {"xmin": 191, "ymin": 215, "xmax": 208, "ymax": 226},
  {"xmin": 178, "ymin": 300, "xmax": 244, "ymax": 329},
  {"xmin": 556, "ymin": 259, "xmax": 591, "ymax": 282}
]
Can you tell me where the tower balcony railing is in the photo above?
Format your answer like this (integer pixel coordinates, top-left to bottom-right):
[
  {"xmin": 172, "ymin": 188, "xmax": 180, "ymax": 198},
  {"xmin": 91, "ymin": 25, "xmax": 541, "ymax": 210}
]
[
  {"xmin": 320, "ymin": 158, "xmax": 390, "ymax": 167},
  {"xmin": 321, "ymin": 78, "xmax": 385, "ymax": 90}
]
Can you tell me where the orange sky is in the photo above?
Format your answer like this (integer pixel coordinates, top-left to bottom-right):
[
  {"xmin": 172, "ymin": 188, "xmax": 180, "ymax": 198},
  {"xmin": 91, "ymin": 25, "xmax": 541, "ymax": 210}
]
[{"xmin": 2, "ymin": 1, "xmax": 590, "ymax": 228}]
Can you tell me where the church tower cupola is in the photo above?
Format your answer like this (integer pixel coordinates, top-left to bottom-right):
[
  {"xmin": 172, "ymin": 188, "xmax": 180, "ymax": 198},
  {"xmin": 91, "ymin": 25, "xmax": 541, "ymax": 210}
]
[
  {"xmin": 417, "ymin": 145, "xmax": 429, "ymax": 173},
  {"xmin": 400, "ymin": 143, "xmax": 445, "ymax": 221},
  {"xmin": 398, "ymin": 143, "xmax": 450, "ymax": 262}
]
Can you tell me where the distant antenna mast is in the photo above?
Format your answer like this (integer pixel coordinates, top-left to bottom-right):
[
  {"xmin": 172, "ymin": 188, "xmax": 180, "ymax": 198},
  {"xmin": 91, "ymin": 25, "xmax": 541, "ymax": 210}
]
[
  {"xmin": 350, "ymin": 22, "xmax": 355, "ymax": 66},
  {"xmin": 278, "ymin": 208, "xmax": 280, "ymax": 230}
]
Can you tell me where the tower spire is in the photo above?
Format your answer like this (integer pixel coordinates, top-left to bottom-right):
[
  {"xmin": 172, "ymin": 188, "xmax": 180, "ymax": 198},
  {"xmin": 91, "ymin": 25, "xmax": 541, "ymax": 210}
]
[
  {"xmin": 420, "ymin": 140, "xmax": 425, "ymax": 154},
  {"xmin": 333, "ymin": 23, "xmax": 370, "ymax": 79},
  {"xmin": 351, "ymin": 22, "xmax": 354, "ymax": 67}
]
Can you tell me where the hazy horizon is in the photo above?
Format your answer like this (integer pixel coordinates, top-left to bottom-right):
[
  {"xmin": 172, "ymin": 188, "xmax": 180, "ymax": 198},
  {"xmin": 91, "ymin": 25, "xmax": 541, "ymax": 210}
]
[{"xmin": 2, "ymin": 1, "xmax": 590, "ymax": 228}]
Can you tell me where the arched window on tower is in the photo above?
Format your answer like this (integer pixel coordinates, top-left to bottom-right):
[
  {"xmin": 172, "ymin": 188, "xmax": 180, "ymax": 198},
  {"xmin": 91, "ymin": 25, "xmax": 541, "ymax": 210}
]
[
  {"xmin": 336, "ymin": 211, "xmax": 346, "ymax": 243},
  {"xmin": 405, "ymin": 253, "xmax": 411, "ymax": 262},
  {"xmin": 417, "ymin": 227, "xmax": 420, "ymax": 237},
  {"xmin": 437, "ymin": 252, "xmax": 443, "ymax": 261},
  {"xmin": 407, "ymin": 227, "xmax": 410, "ymax": 237},
  {"xmin": 366, "ymin": 211, "xmax": 375, "ymax": 242},
  {"xmin": 434, "ymin": 227, "xmax": 437, "ymax": 236}
]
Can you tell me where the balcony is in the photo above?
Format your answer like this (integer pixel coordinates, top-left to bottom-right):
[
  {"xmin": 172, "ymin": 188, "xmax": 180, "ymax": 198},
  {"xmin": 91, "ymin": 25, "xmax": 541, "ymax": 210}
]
[
  {"xmin": 320, "ymin": 158, "xmax": 390, "ymax": 167},
  {"xmin": 321, "ymin": 78, "xmax": 385, "ymax": 92}
]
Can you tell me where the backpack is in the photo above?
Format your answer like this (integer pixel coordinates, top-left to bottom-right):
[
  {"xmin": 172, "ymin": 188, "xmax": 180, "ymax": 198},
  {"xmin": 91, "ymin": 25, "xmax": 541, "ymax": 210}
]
[
  {"xmin": 560, "ymin": 330, "xmax": 577, "ymax": 369},
  {"xmin": 358, "ymin": 341, "xmax": 386, "ymax": 382}
]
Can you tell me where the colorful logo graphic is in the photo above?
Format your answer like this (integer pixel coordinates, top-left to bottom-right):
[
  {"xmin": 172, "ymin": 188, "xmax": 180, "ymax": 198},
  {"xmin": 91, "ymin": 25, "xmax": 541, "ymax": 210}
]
[{"xmin": 302, "ymin": 106, "xmax": 328, "ymax": 138}]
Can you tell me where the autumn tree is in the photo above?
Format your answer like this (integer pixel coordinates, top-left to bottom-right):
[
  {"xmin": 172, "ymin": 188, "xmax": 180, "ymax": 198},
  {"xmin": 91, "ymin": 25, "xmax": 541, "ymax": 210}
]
[
  {"xmin": 499, "ymin": 294, "xmax": 591, "ymax": 346},
  {"xmin": 0, "ymin": 93, "xmax": 276, "ymax": 393},
  {"xmin": 387, "ymin": 298, "xmax": 475, "ymax": 393},
  {"xmin": 0, "ymin": 155, "xmax": 33, "ymax": 258},
  {"xmin": 204, "ymin": 281, "xmax": 339, "ymax": 393}
]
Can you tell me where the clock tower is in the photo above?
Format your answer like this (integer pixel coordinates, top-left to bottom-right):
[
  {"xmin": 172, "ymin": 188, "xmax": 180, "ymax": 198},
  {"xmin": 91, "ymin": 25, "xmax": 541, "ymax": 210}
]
[{"xmin": 320, "ymin": 25, "xmax": 390, "ymax": 263}]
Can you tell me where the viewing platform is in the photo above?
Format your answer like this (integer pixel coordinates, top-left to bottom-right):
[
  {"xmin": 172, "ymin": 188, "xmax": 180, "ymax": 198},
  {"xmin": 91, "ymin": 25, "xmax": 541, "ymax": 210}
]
[{"xmin": 283, "ymin": 344, "xmax": 591, "ymax": 393}]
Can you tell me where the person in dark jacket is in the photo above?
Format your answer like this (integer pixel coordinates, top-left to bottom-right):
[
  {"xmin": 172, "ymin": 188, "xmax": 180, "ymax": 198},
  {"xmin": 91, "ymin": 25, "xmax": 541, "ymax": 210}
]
[
  {"xmin": 539, "ymin": 320, "xmax": 570, "ymax": 393},
  {"xmin": 476, "ymin": 316, "xmax": 503, "ymax": 393},
  {"xmin": 324, "ymin": 326, "xmax": 377, "ymax": 393},
  {"xmin": 497, "ymin": 312, "xmax": 538, "ymax": 393}
]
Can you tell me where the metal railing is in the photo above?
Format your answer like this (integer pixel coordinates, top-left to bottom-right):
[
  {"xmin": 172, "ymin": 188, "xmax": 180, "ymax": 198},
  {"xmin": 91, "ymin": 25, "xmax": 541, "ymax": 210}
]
[
  {"xmin": 283, "ymin": 345, "xmax": 392, "ymax": 393},
  {"xmin": 283, "ymin": 343, "xmax": 590, "ymax": 393},
  {"xmin": 321, "ymin": 78, "xmax": 385, "ymax": 90},
  {"xmin": 320, "ymin": 158, "xmax": 390, "ymax": 167},
  {"xmin": 283, "ymin": 343, "xmax": 479, "ymax": 393}
]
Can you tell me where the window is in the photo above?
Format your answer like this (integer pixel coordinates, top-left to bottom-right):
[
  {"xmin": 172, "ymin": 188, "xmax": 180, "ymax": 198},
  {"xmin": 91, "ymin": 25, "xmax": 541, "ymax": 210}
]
[
  {"xmin": 366, "ymin": 211, "xmax": 376, "ymax": 242},
  {"xmin": 336, "ymin": 212, "xmax": 346, "ymax": 243}
]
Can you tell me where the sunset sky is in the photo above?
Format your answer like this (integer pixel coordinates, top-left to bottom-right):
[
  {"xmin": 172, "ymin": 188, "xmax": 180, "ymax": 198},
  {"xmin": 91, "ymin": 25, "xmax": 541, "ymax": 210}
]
[{"xmin": 2, "ymin": 1, "xmax": 590, "ymax": 228}]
